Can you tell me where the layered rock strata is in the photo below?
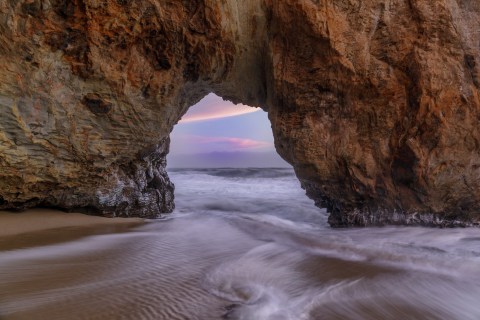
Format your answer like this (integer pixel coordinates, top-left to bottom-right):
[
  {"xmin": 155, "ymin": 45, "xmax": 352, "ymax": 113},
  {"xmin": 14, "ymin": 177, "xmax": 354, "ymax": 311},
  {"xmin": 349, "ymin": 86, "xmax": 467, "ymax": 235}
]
[{"xmin": 0, "ymin": 0, "xmax": 479, "ymax": 226}]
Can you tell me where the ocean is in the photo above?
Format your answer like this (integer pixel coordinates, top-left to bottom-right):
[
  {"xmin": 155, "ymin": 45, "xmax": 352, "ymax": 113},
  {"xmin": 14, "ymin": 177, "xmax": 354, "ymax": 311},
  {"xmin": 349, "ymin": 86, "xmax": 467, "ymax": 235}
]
[{"xmin": 1, "ymin": 168, "xmax": 479, "ymax": 319}]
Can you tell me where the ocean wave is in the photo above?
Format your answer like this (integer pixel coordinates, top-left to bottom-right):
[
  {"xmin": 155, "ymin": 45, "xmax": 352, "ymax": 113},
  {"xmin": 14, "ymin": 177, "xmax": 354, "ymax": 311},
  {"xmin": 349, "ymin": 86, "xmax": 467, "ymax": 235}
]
[{"xmin": 170, "ymin": 168, "xmax": 295, "ymax": 179}]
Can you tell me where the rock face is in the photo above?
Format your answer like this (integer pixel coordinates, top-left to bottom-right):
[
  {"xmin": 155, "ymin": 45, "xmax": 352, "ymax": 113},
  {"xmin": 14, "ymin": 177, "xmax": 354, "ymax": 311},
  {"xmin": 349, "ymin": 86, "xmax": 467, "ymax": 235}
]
[{"xmin": 0, "ymin": 0, "xmax": 479, "ymax": 226}]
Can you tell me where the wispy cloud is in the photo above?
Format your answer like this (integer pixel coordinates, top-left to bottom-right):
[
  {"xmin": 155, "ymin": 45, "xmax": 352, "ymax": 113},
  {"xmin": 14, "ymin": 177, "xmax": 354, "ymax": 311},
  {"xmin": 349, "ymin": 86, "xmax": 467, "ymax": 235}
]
[
  {"xmin": 191, "ymin": 136, "xmax": 271, "ymax": 150},
  {"xmin": 179, "ymin": 93, "xmax": 259, "ymax": 123},
  {"xmin": 168, "ymin": 151, "xmax": 290, "ymax": 168}
]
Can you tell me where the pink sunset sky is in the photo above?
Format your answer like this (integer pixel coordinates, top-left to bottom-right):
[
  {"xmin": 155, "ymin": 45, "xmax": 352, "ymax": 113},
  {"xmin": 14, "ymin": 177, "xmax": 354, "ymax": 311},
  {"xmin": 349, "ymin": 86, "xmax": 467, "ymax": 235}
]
[
  {"xmin": 178, "ymin": 94, "xmax": 258, "ymax": 123},
  {"xmin": 168, "ymin": 93, "xmax": 290, "ymax": 168}
]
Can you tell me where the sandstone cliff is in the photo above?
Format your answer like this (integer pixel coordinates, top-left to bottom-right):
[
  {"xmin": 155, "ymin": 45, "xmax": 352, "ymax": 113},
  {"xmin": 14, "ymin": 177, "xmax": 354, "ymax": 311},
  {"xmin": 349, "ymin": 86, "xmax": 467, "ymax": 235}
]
[{"xmin": 0, "ymin": 0, "xmax": 479, "ymax": 226}]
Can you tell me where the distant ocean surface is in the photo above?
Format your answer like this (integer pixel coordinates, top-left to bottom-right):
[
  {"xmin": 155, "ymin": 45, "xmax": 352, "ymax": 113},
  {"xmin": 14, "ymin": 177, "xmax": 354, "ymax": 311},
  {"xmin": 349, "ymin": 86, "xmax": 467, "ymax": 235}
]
[{"xmin": 1, "ymin": 168, "xmax": 480, "ymax": 319}]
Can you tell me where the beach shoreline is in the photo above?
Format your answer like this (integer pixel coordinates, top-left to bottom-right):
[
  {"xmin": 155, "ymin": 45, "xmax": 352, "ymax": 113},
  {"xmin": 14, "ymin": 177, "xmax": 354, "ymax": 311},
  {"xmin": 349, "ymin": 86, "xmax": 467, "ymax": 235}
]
[
  {"xmin": 0, "ymin": 208, "xmax": 144, "ymax": 237},
  {"xmin": 0, "ymin": 209, "xmax": 145, "ymax": 252}
]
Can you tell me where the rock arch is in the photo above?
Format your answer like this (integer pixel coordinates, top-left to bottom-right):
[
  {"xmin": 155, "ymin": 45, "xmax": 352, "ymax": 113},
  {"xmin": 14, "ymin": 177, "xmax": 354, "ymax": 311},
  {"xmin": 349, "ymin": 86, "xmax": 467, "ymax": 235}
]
[{"xmin": 0, "ymin": 0, "xmax": 479, "ymax": 226}]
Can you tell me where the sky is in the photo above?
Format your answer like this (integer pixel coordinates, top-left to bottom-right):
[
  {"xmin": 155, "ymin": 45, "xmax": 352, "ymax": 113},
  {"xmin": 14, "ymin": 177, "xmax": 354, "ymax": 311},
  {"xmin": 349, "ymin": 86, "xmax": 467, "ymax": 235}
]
[{"xmin": 167, "ymin": 93, "xmax": 290, "ymax": 168}]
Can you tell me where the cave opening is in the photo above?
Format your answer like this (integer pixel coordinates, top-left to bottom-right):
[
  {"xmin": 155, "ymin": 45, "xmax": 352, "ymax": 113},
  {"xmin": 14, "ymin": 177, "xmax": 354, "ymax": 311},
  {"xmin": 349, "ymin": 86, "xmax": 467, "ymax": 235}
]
[
  {"xmin": 167, "ymin": 93, "xmax": 290, "ymax": 169},
  {"xmin": 165, "ymin": 93, "xmax": 325, "ymax": 224}
]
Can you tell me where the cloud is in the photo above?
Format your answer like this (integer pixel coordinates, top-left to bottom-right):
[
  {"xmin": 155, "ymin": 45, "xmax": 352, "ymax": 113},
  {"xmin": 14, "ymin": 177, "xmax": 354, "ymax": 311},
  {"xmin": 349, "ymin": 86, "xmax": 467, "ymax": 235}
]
[
  {"xmin": 179, "ymin": 93, "xmax": 259, "ymax": 123},
  {"xmin": 168, "ymin": 151, "xmax": 291, "ymax": 168},
  {"xmin": 191, "ymin": 136, "xmax": 271, "ymax": 150},
  {"xmin": 169, "ymin": 134, "xmax": 272, "ymax": 155}
]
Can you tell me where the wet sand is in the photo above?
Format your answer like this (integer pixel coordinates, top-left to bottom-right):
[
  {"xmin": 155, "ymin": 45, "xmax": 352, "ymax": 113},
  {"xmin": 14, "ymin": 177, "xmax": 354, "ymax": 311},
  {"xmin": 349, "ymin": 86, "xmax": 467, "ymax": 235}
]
[
  {"xmin": 1, "ymin": 211, "xmax": 480, "ymax": 319},
  {"xmin": 0, "ymin": 214, "xmax": 242, "ymax": 320},
  {"xmin": 0, "ymin": 209, "xmax": 144, "ymax": 237},
  {"xmin": 0, "ymin": 209, "xmax": 144, "ymax": 251}
]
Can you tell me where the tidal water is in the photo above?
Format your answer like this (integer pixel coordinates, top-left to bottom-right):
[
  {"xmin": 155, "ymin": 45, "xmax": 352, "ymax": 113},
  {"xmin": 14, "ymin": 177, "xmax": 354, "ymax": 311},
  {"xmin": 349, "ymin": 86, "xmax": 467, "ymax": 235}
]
[{"xmin": 1, "ymin": 168, "xmax": 480, "ymax": 319}]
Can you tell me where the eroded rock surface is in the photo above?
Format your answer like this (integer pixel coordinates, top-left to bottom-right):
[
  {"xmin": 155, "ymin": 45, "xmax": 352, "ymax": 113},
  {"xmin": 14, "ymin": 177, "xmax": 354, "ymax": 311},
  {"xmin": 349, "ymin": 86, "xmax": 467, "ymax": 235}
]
[{"xmin": 0, "ymin": 0, "xmax": 479, "ymax": 225}]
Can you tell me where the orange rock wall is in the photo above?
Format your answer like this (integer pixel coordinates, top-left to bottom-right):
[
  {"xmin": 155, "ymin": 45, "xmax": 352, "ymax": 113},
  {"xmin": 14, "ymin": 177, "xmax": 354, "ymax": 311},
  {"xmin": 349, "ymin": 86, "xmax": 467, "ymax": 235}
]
[
  {"xmin": 266, "ymin": 1, "xmax": 480, "ymax": 226},
  {"xmin": 0, "ymin": 0, "xmax": 479, "ymax": 225}
]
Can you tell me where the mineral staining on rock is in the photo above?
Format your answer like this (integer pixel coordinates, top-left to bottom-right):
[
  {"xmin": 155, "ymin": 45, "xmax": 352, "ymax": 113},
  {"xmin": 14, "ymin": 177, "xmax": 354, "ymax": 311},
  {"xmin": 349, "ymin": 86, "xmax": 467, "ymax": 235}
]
[{"xmin": 0, "ymin": 0, "xmax": 479, "ymax": 226}]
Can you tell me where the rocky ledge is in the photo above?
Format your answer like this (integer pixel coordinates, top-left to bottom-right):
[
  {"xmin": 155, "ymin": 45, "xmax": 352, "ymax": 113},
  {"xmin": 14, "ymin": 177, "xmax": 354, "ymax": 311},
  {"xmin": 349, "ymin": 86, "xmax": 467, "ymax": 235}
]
[{"xmin": 0, "ymin": 0, "xmax": 479, "ymax": 226}]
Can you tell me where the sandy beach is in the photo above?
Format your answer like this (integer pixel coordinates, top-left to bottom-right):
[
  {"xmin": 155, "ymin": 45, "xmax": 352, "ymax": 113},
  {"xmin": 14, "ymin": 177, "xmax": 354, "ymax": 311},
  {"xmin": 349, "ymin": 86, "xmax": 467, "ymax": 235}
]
[
  {"xmin": 0, "ymin": 209, "xmax": 145, "ymax": 252},
  {"xmin": 0, "ymin": 209, "xmax": 144, "ymax": 237}
]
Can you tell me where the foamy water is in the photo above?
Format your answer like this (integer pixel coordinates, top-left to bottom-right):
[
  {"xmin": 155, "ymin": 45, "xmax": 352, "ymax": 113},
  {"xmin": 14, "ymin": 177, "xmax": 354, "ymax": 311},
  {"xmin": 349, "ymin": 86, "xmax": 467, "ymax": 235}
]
[{"xmin": 1, "ymin": 168, "xmax": 479, "ymax": 319}]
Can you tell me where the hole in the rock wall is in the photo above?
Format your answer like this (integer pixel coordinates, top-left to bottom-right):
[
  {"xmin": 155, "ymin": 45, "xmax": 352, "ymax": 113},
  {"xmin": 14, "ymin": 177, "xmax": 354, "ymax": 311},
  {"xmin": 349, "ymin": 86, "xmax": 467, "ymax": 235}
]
[
  {"xmin": 167, "ymin": 93, "xmax": 290, "ymax": 169},
  {"xmin": 166, "ymin": 93, "xmax": 326, "ymax": 226}
]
